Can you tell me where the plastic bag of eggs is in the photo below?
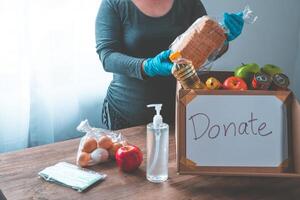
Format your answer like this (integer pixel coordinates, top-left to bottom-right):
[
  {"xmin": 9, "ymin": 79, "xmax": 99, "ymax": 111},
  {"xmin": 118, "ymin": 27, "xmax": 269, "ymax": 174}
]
[{"xmin": 77, "ymin": 135, "xmax": 127, "ymax": 167}]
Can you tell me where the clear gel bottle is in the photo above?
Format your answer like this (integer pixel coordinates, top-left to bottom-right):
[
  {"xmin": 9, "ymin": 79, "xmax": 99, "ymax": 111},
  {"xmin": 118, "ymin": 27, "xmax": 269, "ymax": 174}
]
[{"xmin": 146, "ymin": 104, "xmax": 169, "ymax": 183}]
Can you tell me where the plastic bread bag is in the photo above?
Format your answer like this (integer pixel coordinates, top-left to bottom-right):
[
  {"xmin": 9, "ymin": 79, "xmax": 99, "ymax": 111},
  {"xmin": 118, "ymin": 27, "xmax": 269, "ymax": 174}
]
[
  {"xmin": 76, "ymin": 119, "xmax": 128, "ymax": 167},
  {"xmin": 169, "ymin": 5, "xmax": 258, "ymax": 71}
]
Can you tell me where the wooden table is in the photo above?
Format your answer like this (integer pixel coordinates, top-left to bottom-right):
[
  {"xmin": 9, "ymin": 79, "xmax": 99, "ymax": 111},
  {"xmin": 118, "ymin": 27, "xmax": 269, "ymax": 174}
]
[{"xmin": 1, "ymin": 126, "xmax": 300, "ymax": 200}]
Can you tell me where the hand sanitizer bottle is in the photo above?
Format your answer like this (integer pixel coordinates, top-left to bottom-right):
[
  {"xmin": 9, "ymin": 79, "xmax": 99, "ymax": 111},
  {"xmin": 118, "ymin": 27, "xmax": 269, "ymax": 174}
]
[{"xmin": 146, "ymin": 104, "xmax": 169, "ymax": 183}]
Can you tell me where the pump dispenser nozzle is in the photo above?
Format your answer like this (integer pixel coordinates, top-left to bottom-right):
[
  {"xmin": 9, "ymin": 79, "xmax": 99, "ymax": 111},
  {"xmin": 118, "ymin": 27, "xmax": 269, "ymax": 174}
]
[{"xmin": 147, "ymin": 104, "xmax": 163, "ymax": 128}]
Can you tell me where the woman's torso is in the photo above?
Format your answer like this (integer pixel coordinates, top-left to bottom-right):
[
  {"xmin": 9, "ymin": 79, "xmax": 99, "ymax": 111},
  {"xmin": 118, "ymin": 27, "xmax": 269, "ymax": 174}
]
[{"xmin": 105, "ymin": 0, "xmax": 206, "ymax": 126}]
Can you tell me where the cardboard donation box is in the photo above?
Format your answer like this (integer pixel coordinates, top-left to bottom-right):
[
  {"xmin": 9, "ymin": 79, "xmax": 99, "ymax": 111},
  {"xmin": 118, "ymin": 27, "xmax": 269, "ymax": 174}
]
[{"xmin": 176, "ymin": 71, "xmax": 300, "ymax": 177}]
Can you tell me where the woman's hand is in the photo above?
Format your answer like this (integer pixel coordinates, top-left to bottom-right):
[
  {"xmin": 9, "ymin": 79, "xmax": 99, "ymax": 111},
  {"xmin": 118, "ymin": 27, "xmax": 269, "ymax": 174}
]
[
  {"xmin": 143, "ymin": 50, "xmax": 173, "ymax": 77},
  {"xmin": 223, "ymin": 12, "xmax": 244, "ymax": 42}
]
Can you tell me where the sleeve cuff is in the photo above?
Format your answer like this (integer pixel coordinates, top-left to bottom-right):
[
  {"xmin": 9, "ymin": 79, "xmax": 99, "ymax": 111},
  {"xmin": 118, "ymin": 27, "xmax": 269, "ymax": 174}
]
[{"xmin": 134, "ymin": 58, "xmax": 147, "ymax": 80}]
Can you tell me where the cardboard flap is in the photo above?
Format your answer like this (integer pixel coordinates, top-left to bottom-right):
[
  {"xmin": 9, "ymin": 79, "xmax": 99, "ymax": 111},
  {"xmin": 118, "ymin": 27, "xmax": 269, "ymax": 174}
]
[
  {"xmin": 275, "ymin": 91, "xmax": 292, "ymax": 102},
  {"xmin": 180, "ymin": 157, "xmax": 197, "ymax": 170},
  {"xmin": 180, "ymin": 90, "xmax": 198, "ymax": 105},
  {"xmin": 292, "ymin": 96, "xmax": 300, "ymax": 173}
]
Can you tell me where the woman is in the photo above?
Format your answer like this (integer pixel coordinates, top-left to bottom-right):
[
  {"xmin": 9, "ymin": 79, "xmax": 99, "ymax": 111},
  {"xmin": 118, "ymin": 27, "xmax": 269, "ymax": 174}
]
[{"xmin": 95, "ymin": 0, "xmax": 244, "ymax": 130}]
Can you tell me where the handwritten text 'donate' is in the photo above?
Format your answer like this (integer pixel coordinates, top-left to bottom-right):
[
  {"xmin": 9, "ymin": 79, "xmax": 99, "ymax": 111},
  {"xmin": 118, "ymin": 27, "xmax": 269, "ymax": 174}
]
[{"xmin": 188, "ymin": 112, "xmax": 272, "ymax": 141}]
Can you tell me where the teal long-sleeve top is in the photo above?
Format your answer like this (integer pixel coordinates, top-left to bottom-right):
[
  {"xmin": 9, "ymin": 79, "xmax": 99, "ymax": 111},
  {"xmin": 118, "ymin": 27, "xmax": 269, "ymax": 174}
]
[{"xmin": 95, "ymin": 0, "xmax": 207, "ymax": 126}]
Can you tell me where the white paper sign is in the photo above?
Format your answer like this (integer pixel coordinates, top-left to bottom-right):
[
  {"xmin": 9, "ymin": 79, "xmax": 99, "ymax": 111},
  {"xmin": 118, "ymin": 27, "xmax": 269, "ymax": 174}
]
[{"xmin": 186, "ymin": 95, "xmax": 288, "ymax": 167}]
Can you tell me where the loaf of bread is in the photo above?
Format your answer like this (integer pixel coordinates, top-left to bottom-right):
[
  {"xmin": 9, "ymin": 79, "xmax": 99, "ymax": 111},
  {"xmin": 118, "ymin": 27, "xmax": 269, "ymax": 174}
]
[{"xmin": 170, "ymin": 16, "xmax": 227, "ymax": 69}]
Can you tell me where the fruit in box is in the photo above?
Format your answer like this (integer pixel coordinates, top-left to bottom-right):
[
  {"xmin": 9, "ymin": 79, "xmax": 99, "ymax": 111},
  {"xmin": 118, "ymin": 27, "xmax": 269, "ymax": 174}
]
[
  {"xmin": 261, "ymin": 64, "xmax": 282, "ymax": 76},
  {"xmin": 234, "ymin": 63, "xmax": 260, "ymax": 83},
  {"xmin": 206, "ymin": 77, "xmax": 222, "ymax": 90},
  {"xmin": 223, "ymin": 76, "xmax": 248, "ymax": 91}
]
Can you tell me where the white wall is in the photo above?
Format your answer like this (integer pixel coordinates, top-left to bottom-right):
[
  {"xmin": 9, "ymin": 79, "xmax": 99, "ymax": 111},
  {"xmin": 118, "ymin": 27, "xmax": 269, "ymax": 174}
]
[{"xmin": 202, "ymin": 0, "xmax": 300, "ymax": 98}]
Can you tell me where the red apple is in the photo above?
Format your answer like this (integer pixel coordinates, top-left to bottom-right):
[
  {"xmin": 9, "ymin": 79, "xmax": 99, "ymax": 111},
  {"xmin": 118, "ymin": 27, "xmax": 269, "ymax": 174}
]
[
  {"xmin": 115, "ymin": 145, "xmax": 143, "ymax": 173},
  {"xmin": 223, "ymin": 76, "xmax": 248, "ymax": 90}
]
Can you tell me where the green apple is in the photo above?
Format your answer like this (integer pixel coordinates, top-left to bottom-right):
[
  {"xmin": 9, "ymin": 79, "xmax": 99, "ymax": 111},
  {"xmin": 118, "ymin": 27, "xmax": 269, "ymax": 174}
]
[
  {"xmin": 261, "ymin": 64, "xmax": 283, "ymax": 76},
  {"xmin": 234, "ymin": 63, "xmax": 260, "ymax": 83}
]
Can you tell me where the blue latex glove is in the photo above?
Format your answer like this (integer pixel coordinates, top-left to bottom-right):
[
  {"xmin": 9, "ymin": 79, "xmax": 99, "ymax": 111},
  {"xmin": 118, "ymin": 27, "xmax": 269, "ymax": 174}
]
[
  {"xmin": 223, "ymin": 12, "xmax": 244, "ymax": 41},
  {"xmin": 143, "ymin": 50, "xmax": 173, "ymax": 77}
]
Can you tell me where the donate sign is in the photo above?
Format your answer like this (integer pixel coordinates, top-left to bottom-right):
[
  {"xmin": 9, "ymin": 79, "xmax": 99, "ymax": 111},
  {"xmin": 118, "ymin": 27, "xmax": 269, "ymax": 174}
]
[{"xmin": 186, "ymin": 95, "xmax": 288, "ymax": 167}]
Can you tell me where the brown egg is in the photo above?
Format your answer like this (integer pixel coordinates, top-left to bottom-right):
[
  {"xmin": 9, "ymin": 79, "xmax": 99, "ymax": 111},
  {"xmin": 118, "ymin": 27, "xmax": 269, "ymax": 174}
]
[
  {"xmin": 82, "ymin": 138, "xmax": 97, "ymax": 153},
  {"xmin": 78, "ymin": 152, "xmax": 91, "ymax": 167},
  {"xmin": 97, "ymin": 136, "xmax": 113, "ymax": 149},
  {"xmin": 108, "ymin": 142, "xmax": 123, "ymax": 159}
]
